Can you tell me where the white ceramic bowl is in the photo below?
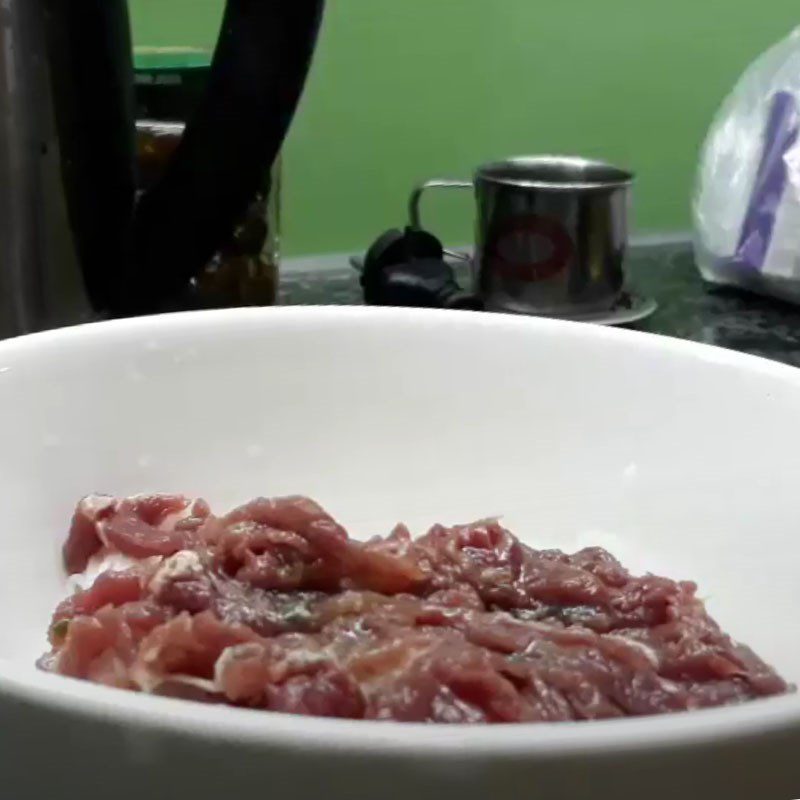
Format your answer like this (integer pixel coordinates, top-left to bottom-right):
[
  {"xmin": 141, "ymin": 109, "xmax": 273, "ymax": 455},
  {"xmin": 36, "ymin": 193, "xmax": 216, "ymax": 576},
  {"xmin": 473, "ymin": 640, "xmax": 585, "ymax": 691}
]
[{"xmin": 1, "ymin": 306, "xmax": 799, "ymax": 799}]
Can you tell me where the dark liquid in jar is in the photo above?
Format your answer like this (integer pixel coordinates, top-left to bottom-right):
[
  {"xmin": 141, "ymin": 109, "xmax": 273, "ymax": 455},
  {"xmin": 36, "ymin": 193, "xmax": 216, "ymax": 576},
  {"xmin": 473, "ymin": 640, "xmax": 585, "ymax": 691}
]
[{"xmin": 136, "ymin": 120, "xmax": 278, "ymax": 309}]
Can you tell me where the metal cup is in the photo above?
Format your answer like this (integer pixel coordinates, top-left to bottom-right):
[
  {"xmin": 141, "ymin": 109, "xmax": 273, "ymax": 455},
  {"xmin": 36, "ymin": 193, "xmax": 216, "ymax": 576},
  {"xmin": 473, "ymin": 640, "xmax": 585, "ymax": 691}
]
[{"xmin": 410, "ymin": 156, "xmax": 634, "ymax": 316}]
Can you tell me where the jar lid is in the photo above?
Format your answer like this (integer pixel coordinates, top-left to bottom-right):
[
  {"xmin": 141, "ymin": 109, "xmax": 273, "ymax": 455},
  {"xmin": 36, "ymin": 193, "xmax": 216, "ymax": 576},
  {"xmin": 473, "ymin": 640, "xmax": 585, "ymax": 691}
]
[
  {"xmin": 133, "ymin": 47, "xmax": 211, "ymax": 123},
  {"xmin": 134, "ymin": 46, "xmax": 212, "ymax": 73}
]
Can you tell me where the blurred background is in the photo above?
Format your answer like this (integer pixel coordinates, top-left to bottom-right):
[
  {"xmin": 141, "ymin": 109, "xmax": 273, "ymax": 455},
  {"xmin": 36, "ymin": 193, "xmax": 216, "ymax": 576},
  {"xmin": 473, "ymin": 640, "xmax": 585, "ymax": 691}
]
[{"xmin": 129, "ymin": 0, "xmax": 799, "ymax": 256}]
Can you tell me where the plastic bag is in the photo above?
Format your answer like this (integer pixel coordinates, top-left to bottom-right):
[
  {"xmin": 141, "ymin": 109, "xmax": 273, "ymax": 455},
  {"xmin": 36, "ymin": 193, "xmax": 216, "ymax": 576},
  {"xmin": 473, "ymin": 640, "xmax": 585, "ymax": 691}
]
[{"xmin": 694, "ymin": 28, "xmax": 800, "ymax": 303}]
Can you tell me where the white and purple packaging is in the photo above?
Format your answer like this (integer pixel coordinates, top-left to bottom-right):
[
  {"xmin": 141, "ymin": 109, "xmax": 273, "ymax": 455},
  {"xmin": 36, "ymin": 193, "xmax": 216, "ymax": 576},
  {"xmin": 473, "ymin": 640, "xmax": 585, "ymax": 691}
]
[{"xmin": 695, "ymin": 28, "xmax": 800, "ymax": 303}]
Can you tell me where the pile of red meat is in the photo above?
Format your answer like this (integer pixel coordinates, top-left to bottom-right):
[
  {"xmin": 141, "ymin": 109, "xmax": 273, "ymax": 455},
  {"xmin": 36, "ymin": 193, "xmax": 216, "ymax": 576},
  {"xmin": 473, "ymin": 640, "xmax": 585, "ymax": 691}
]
[{"xmin": 39, "ymin": 494, "xmax": 790, "ymax": 722}]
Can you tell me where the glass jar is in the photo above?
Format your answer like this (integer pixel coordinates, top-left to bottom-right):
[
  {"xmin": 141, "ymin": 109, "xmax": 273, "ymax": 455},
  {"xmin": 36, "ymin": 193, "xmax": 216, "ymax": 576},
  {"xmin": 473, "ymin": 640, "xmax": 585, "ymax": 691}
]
[{"xmin": 134, "ymin": 50, "xmax": 280, "ymax": 309}]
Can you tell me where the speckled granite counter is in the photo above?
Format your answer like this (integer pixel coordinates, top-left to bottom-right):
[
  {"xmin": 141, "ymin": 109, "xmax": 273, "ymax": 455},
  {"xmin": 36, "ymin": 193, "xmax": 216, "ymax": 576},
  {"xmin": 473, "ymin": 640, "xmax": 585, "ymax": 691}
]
[{"xmin": 280, "ymin": 242, "xmax": 800, "ymax": 368}]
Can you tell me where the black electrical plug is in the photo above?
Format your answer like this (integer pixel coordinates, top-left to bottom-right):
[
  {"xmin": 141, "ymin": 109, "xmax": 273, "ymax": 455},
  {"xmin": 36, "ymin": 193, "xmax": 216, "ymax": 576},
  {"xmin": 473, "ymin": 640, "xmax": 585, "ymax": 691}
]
[{"xmin": 360, "ymin": 227, "xmax": 481, "ymax": 310}]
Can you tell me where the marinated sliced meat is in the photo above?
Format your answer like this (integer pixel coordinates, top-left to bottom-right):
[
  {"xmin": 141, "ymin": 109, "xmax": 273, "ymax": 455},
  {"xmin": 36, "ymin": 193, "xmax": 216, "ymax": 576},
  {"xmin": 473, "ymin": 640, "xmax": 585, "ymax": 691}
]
[
  {"xmin": 213, "ymin": 496, "xmax": 425, "ymax": 594},
  {"xmin": 40, "ymin": 494, "xmax": 792, "ymax": 723},
  {"xmin": 62, "ymin": 495, "xmax": 211, "ymax": 574},
  {"xmin": 130, "ymin": 610, "xmax": 262, "ymax": 692},
  {"xmin": 102, "ymin": 495, "xmax": 210, "ymax": 560},
  {"xmin": 51, "ymin": 569, "xmax": 145, "ymax": 636},
  {"xmin": 46, "ymin": 600, "xmax": 170, "ymax": 688},
  {"xmin": 62, "ymin": 494, "xmax": 116, "ymax": 574},
  {"xmin": 410, "ymin": 521, "xmax": 700, "ymax": 632}
]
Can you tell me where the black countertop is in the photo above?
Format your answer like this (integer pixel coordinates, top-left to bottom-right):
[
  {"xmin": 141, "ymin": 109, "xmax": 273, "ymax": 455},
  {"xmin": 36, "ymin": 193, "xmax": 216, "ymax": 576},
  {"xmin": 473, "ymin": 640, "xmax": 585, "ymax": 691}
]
[{"xmin": 280, "ymin": 243, "xmax": 800, "ymax": 368}]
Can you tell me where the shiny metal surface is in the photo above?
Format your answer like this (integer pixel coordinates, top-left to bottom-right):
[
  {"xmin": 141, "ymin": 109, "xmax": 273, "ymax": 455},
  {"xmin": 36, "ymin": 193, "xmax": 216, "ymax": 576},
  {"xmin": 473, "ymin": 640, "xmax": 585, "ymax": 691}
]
[
  {"xmin": 478, "ymin": 155, "xmax": 633, "ymax": 191},
  {"xmin": 409, "ymin": 179, "xmax": 472, "ymax": 230},
  {"xmin": 409, "ymin": 179, "xmax": 473, "ymax": 263},
  {"xmin": 413, "ymin": 156, "xmax": 634, "ymax": 316},
  {"xmin": 0, "ymin": 0, "xmax": 90, "ymax": 338}
]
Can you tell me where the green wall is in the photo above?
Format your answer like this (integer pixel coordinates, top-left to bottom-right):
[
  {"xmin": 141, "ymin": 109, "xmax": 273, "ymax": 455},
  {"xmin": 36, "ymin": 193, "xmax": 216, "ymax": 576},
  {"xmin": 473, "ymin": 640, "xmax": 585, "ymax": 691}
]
[{"xmin": 130, "ymin": 0, "xmax": 799, "ymax": 256}]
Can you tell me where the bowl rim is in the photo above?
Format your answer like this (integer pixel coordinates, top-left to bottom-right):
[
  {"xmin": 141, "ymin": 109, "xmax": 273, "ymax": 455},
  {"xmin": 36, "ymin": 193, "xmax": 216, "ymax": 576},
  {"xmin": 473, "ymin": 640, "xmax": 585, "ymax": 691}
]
[
  {"xmin": 1, "ymin": 305, "xmax": 799, "ymax": 756},
  {"xmin": 2, "ymin": 664, "xmax": 799, "ymax": 757}
]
